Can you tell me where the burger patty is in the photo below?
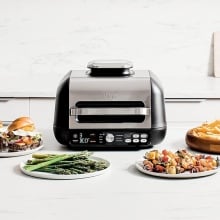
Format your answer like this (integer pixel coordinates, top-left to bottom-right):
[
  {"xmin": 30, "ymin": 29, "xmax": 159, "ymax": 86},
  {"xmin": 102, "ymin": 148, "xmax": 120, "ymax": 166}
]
[
  {"xmin": 0, "ymin": 136, "xmax": 8, "ymax": 152},
  {"xmin": 0, "ymin": 140, "xmax": 7, "ymax": 152},
  {"xmin": 8, "ymin": 141, "xmax": 41, "ymax": 152},
  {"xmin": 1, "ymin": 141, "xmax": 41, "ymax": 152},
  {"xmin": 0, "ymin": 131, "xmax": 42, "ymax": 152}
]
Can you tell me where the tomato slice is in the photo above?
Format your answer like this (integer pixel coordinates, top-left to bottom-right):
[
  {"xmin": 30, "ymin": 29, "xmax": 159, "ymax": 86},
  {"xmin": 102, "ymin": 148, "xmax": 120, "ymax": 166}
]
[
  {"xmin": 15, "ymin": 139, "xmax": 23, "ymax": 143},
  {"xmin": 162, "ymin": 156, "xmax": 169, "ymax": 162}
]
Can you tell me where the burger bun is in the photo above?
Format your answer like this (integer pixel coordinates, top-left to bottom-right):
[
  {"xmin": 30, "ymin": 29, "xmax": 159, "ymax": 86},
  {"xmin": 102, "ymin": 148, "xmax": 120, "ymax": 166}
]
[{"xmin": 8, "ymin": 117, "xmax": 35, "ymax": 132}]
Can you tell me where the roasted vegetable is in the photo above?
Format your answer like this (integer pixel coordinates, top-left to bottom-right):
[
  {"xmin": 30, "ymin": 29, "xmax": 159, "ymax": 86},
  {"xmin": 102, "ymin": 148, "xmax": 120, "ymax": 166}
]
[
  {"xmin": 24, "ymin": 151, "xmax": 108, "ymax": 175},
  {"xmin": 143, "ymin": 149, "xmax": 218, "ymax": 174}
]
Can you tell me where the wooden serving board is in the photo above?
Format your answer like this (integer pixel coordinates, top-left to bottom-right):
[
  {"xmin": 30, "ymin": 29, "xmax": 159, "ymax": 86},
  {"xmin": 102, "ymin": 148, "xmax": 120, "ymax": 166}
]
[{"xmin": 186, "ymin": 130, "xmax": 220, "ymax": 154}]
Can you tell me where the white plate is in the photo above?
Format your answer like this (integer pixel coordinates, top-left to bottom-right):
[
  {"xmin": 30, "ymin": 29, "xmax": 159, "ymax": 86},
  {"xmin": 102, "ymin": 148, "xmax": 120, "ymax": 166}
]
[
  {"xmin": 20, "ymin": 156, "xmax": 110, "ymax": 180},
  {"xmin": 135, "ymin": 160, "xmax": 218, "ymax": 179},
  {"xmin": 0, "ymin": 144, "xmax": 44, "ymax": 158}
]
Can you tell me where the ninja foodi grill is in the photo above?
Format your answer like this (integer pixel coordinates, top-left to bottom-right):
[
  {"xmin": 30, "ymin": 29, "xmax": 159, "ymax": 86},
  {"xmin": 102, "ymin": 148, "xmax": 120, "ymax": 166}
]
[{"xmin": 53, "ymin": 60, "xmax": 166, "ymax": 149}]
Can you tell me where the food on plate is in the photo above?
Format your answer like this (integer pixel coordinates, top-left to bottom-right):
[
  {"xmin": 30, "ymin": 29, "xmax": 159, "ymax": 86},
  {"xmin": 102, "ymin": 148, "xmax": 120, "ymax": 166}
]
[
  {"xmin": 7, "ymin": 116, "xmax": 35, "ymax": 132},
  {"xmin": 188, "ymin": 120, "xmax": 220, "ymax": 141},
  {"xmin": 186, "ymin": 120, "xmax": 220, "ymax": 153},
  {"xmin": 23, "ymin": 151, "xmax": 108, "ymax": 175},
  {"xmin": 0, "ymin": 116, "xmax": 42, "ymax": 152},
  {"xmin": 143, "ymin": 149, "xmax": 218, "ymax": 174},
  {"xmin": 0, "ymin": 120, "xmax": 8, "ymax": 151},
  {"xmin": 0, "ymin": 121, "xmax": 7, "ymax": 152}
]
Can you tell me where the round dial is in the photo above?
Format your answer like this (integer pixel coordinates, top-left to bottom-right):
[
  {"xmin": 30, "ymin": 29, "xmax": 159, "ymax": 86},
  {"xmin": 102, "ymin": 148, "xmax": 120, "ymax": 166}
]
[{"xmin": 105, "ymin": 133, "xmax": 114, "ymax": 143}]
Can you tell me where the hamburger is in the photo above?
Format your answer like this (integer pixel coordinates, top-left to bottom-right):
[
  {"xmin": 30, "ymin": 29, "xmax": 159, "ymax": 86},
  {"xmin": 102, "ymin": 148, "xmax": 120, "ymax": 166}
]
[
  {"xmin": 0, "ymin": 117, "xmax": 42, "ymax": 152},
  {"xmin": 0, "ymin": 120, "xmax": 7, "ymax": 152}
]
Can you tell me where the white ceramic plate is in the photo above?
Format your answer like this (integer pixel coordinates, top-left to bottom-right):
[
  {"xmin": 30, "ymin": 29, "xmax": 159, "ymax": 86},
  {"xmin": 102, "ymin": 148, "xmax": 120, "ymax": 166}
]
[
  {"xmin": 20, "ymin": 156, "xmax": 110, "ymax": 180},
  {"xmin": 135, "ymin": 160, "xmax": 218, "ymax": 179},
  {"xmin": 0, "ymin": 144, "xmax": 44, "ymax": 158}
]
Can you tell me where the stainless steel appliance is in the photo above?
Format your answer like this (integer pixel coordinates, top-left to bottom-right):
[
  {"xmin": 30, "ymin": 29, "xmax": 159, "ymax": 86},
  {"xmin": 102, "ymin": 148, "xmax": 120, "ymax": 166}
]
[{"xmin": 53, "ymin": 60, "xmax": 166, "ymax": 149}]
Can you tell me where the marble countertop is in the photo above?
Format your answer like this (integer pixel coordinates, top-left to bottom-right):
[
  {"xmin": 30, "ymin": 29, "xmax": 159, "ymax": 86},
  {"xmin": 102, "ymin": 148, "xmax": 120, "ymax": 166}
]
[
  {"xmin": 1, "ymin": 125, "xmax": 220, "ymax": 220},
  {"xmin": 162, "ymin": 75, "xmax": 220, "ymax": 99},
  {"xmin": 0, "ymin": 75, "xmax": 220, "ymax": 99}
]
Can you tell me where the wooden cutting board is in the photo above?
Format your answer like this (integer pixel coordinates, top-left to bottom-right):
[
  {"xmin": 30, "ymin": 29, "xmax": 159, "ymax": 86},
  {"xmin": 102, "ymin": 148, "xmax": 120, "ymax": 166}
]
[{"xmin": 214, "ymin": 31, "xmax": 220, "ymax": 77}]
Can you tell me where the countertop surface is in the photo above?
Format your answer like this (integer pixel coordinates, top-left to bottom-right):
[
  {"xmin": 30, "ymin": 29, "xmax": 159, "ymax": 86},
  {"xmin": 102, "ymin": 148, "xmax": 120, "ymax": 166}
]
[
  {"xmin": 1, "ymin": 124, "xmax": 220, "ymax": 220},
  {"xmin": 1, "ymin": 75, "xmax": 220, "ymax": 98}
]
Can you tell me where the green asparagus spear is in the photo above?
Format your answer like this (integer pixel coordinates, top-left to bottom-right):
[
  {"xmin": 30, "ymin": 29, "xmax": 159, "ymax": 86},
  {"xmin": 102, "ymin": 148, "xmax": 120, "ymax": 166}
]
[
  {"xmin": 26, "ymin": 157, "xmax": 56, "ymax": 165},
  {"xmin": 46, "ymin": 160, "xmax": 95, "ymax": 168},
  {"xmin": 37, "ymin": 167, "xmax": 72, "ymax": 175},
  {"xmin": 24, "ymin": 151, "xmax": 92, "ymax": 171},
  {"xmin": 24, "ymin": 151, "xmax": 108, "ymax": 175},
  {"xmin": 31, "ymin": 153, "xmax": 56, "ymax": 159},
  {"xmin": 24, "ymin": 154, "xmax": 75, "ymax": 171}
]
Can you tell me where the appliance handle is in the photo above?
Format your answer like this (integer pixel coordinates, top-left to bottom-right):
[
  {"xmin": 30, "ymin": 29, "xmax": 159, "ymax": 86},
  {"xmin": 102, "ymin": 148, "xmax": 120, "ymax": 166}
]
[{"xmin": 71, "ymin": 107, "xmax": 150, "ymax": 116}]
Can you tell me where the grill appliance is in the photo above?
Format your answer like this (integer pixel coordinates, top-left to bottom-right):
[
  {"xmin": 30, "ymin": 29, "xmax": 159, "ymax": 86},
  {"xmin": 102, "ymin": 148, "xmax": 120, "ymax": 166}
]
[{"xmin": 53, "ymin": 60, "xmax": 166, "ymax": 149}]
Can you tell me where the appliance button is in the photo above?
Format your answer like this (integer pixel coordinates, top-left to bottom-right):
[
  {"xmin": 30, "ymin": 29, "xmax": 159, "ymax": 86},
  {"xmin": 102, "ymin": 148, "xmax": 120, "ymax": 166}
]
[
  {"xmin": 89, "ymin": 139, "xmax": 96, "ymax": 143},
  {"xmin": 105, "ymin": 133, "xmax": 114, "ymax": 143},
  {"xmin": 124, "ymin": 133, "xmax": 131, "ymax": 138},
  {"xmin": 133, "ymin": 134, "xmax": 139, "ymax": 138},
  {"xmin": 141, "ymin": 133, "xmax": 148, "ymax": 138},
  {"xmin": 72, "ymin": 139, "xmax": 79, "ymax": 143},
  {"xmin": 72, "ymin": 133, "xmax": 78, "ymax": 139},
  {"xmin": 140, "ymin": 139, "xmax": 147, "ymax": 143},
  {"xmin": 125, "ymin": 138, "xmax": 132, "ymax": 143},
  {"xmin": 133, "ymin": 139, "xmax": 139, "ymax": 143}
]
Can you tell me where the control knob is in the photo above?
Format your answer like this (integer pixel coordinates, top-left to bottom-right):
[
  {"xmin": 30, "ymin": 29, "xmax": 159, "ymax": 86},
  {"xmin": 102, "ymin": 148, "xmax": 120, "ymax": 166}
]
[{"xmin": 105, "ymin": 133, "xmax": 114, "ymax": 143}]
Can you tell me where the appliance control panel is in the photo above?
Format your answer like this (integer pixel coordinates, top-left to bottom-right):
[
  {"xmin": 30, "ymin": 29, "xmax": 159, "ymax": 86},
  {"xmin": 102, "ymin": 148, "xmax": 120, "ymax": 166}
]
[{"xmin": 69, "ymin": 130, "xmax": 150, "ymax": 146}]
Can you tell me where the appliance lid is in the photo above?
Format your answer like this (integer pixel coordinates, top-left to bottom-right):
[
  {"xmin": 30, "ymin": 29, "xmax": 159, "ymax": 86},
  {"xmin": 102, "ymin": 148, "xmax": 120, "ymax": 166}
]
[
  {"xmin": 87, "ymin": 60, "xmax": 134, "ymax": 77},
  {"xmin": 87, "ymin": 60, "xmax": 133, "ymax": 69},
  {"xmin": 68, "ymin": 69, "xmax": 151, "ymax": 129}
]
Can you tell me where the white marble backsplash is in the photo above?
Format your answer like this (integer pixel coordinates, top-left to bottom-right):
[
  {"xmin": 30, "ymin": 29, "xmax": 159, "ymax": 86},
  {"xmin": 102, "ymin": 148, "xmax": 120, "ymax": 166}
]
[{"xmin": 0, "ymin": 0, "xmax": 220, "ymax": 80}]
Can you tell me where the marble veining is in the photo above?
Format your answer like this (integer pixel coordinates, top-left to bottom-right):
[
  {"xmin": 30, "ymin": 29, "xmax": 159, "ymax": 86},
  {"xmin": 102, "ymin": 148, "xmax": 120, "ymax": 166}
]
[{"xmin": 0, "ymin": 0, "xmax": 220, "ymax": 82}]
